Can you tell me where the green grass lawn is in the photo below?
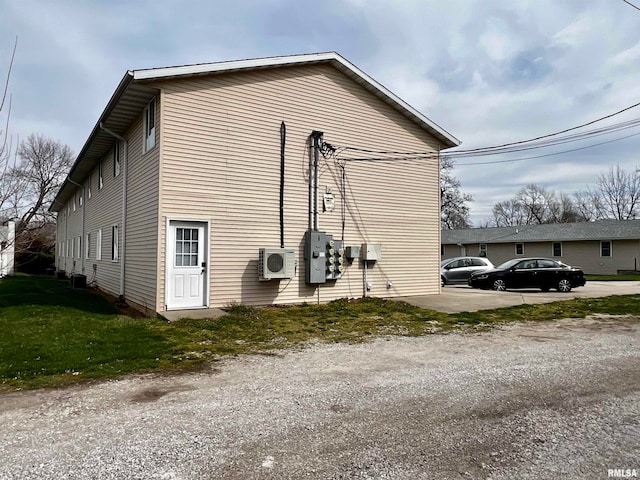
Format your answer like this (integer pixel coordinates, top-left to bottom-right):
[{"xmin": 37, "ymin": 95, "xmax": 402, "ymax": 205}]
[
  {"xmin": 586, "ymin": 274, "xmax": 640, "ymax": 281},
  {"xmin": 1, "ymin": 274, "xmax": 639, "ymax": 391}
]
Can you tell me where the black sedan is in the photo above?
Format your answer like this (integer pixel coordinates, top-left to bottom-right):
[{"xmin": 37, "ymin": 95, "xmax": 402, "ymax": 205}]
[{"xmin": 468, "ymin": 257, "xmax": 586, "ymax": 292}]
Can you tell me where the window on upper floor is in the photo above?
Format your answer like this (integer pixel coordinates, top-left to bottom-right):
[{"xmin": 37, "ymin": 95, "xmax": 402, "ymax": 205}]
[
  {"xmin": 143, "ymin": 98, "xmax": 156, "ymax": 153},
  {"xmin": 87, "ymin": 175, "xmax": 92, "ymax": 199},
  {"xmin": 98, "ymin": 160, "xmax": 104, "ymax": 189},
  {"xmin": 114, "ymin": 140, "xmax": 121, "ymax": 177}
]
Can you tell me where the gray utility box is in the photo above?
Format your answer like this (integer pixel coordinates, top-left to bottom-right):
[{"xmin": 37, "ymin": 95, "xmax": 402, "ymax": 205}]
[
  {"xmin": 361, "ymin": 243, "xmax": 382, "ymax": 261},
  {"xmin": 305, "ymin": 230, "xmax": 328, "ymax": 284},
  {"xmin": 305, "ymin": 230, "xmax": 346, "ymax": 284}
]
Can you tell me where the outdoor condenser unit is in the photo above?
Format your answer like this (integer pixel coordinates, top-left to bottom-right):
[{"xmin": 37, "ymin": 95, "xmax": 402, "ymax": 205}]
[{"xmin": 258, "ymin": 248, "xmax": 295, "ymax": 281}]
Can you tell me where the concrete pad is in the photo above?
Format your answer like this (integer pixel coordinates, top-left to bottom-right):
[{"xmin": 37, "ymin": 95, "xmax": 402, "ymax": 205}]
[
  {"xmin": 397, "ymin": 281, "xmax": 640, "ymax": 313},
  {"xmin": 160, "ymin": 307, "xmax": 227, "ymax": 321}
]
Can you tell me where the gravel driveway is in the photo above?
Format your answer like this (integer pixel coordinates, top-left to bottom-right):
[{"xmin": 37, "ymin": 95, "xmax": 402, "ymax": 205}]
[{"xmin": 1, "ymin": 315, "xmax": 638, "ymax": 480}]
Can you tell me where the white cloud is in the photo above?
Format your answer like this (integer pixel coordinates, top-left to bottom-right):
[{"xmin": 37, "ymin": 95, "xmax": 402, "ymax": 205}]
[{"xmin": 1, "ymin": 0, "xmax": 639, "ymax": 225}]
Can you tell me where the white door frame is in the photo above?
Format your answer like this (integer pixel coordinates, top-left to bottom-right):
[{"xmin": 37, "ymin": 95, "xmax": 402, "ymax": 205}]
[{"xmin": 165, "ymin": 217, "xmax": 210, "ymax": 310}]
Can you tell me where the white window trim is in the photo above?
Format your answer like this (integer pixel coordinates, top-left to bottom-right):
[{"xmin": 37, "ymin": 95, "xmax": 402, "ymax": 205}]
[
  {"xmin": 111, "ymin": 225, "xmax": 119, "ymax": 262},
  {"xmin": 600, "ymin": 240, "xmax": 612, "ymax": 257},
  {"xmin": 143, "ymin": 98, "xmax": 156, "ymax": 153},
  {"xmin": 96, "ymin": 229, "xmax": 102, "ymax": 261},
  {"xmin": 77, "ymin": 236, "xmax": 82, "ymax": 259},
  {"xmin": 479, "ymin": 244, "xmax": 487, "ymax": 257},
  {"xmin": 552, "ymin": 242, "xmax": 562, "ymax": 257},
  {"xmin": 515, "ymin": 243, "xmax": 524, "ymax": 255},
  {"xmin": 85, "ymin": 233, "xmax": 90, "ymax": 259},
  {"xmin": 87, "ymin": 177, "xmax": 92, "ymax": 199},
  {"xmin": 98, "ymin": 160, "xmax": 104, "ymax": 189}
]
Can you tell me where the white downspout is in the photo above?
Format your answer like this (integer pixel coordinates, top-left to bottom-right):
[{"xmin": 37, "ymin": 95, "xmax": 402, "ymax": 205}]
[{"xmin": 99, "ymin": 123, "xmax": 128, "ymax": 302}]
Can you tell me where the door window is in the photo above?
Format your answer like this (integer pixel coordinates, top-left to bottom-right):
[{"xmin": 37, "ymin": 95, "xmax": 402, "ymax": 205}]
[{"xmin": 175, "ymin": 228, "xmax": 199, "ymax": 266}]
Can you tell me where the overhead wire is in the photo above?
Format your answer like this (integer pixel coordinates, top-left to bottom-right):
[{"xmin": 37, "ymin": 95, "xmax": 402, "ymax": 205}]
[
  {"xmin": 328, "ymin": 107, "xmax": 640, "ymax": 165},
  {"xmin": 623, "ymin": 0, "xmax": 640, "ymax": 11}
]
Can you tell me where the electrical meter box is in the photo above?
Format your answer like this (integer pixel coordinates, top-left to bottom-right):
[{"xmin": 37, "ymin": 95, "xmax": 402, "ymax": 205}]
[
  {"xmin": 325, "ymin": 238, "xmax": 345, "ymax": 281},
  {"xmin": 361, "ymin": 243, "xmax": 382, "ymax": 261},
  {"xmin": 305, "ymin": 231, "xmax": 346, "ymax": 283},
  {"xmin": 305, "ymin": 230, "xmax": 328, "ymax": 284}
]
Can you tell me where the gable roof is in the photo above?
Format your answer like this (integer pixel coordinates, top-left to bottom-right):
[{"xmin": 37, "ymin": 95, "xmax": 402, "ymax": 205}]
[
  {"xmin": 442, "ymin": 219, "xmax": 640, "ymax": 244},
  {"xmin": 51, "ymin": 52, "xmax": 460, "ymax": 212}
]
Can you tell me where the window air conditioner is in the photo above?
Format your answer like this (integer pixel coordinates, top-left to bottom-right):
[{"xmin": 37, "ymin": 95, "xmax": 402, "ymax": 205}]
[{"xmin": 258, "ymin": 248, "xmax": 295, "ymax": 281}]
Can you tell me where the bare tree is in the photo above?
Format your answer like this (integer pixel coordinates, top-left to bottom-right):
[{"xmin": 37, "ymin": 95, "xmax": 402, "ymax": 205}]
[
  {"xmin": 491, "ymin": 198, "xmax": 527, "ymax": 226},
  {"xmin": 441, "ymin": 156, "xmax": 473, "ymax": 229},
  {"xmin": 12, "ymin": 133, "xmax": 74, "ymax": 233},
  {"xmin": 489, "ymin": 183, "xmax": 586, "ymax": 227},
  {"xmin": 578, "ymin": 164, "xmax": 640, "ymax": 220}
]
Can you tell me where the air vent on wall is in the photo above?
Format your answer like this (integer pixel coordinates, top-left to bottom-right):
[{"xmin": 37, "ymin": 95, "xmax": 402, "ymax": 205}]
[{"xmin": 258, "ymin": 248, "xmax": 295, "ymax": 281}]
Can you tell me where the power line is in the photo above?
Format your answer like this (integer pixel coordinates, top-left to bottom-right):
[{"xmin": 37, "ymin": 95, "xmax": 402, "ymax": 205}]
[
  {"xmin": 456, "ymin": 130, "xmax": 640, "ymax": 165},
  {"xmin": 334, "ymin": 117, "xmax": 640, "ymax": 163},
  {"xmin": 450, "ymin": 100, "xmax": 640, "ymax": 154},
  {"xmin": 623, "ymin": 0, "xmax": 640, "ymax": 11}
]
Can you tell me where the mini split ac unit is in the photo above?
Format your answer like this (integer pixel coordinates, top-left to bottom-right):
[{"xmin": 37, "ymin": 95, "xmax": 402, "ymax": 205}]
[{"xmin": 258, "ymin": 248, "xmax": 295, "ymax": 281}]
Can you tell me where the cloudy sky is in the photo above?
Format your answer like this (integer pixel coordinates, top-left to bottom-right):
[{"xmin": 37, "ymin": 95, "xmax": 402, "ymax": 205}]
[{"xmin": 1, "ymin": 0, "xmax": 639, "ymax": 225}]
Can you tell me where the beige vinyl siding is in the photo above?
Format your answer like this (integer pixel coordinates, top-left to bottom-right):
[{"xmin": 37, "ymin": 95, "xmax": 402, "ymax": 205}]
[
  {"xmin": 55, "ymin": 193, "xmax": 84, "ymax": 275},
  {"xmin": 157, "ymin": 64, "xmax": 443, "ymax": 308},
  {"xmin": 563, "ymin": 239, "xmax": 640, "ymax": 274},
  {"xmin": 83, "ymin": 148, "xmax": 122, "ymax": 295},
  {"xmin": 125, "ymin": 112, "xmax": 160, "ymax": 311}
]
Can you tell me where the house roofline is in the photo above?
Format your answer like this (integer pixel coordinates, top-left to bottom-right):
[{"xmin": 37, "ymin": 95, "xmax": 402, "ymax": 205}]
[{"xmin": 51, "ymin": 52, "xmax": 460, "ymax": 212}]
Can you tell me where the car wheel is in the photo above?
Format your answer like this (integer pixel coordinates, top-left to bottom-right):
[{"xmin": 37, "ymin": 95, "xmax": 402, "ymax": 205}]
[
  {"xmin": 441, "ymin": 276, "xmax": 446, "ymax": 287},
  {"xmin": 492, "ymin": 279, "xmax": 506, "ymax": 291},
  {"xmin": 557, "ymin": 279, "xmax": 572, "ymax": 293}
]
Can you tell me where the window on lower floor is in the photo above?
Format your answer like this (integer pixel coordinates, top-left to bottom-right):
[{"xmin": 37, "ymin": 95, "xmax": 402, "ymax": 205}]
[
  {"xmin": 111, "ymin": 225, "xmax": 118, "ymax": 262},
  {"xmin": 552, "ymin": 242, "xmax": 562, "ymax": 257},
  {"xmin": 96, "ymin": 229, "xmax": 102, "ymax": 261},
  {"xmin": 515, "ymin": 243, "xmax": 524, "ymax": 255},
  {"xmin": 479, "ymin": 244, "xmax": 487, "ymax": 257},
  {"xmin": 85, "ymin": 233, "xmax": 90, "ymax": 259},
  {"xmin": 601, "ymin": 241, "xmax": 612, "ymax": 257}
]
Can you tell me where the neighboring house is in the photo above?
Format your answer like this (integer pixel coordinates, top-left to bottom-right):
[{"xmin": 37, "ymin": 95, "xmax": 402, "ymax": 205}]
[
  {"xmin": 442, "ymin": 220, "xmax": 640, "ymax": 274},
  {"xmin": 0, "ymin": 220, "xmax": 15, "ymax": 277},
  {"xmin": 51, "ymin": 52, "xmax": 460, "ymax": 315}
]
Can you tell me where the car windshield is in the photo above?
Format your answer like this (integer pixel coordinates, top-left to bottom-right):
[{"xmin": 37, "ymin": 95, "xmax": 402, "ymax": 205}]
[{"xmin": 497, "ymin": 259, "xmax": 522, "ymax": 270}]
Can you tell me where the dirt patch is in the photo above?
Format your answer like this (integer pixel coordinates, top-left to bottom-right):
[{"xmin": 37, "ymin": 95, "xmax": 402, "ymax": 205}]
[{"xmin": 129, "ymin": 384, "xmax": 197, "ymax": 403}]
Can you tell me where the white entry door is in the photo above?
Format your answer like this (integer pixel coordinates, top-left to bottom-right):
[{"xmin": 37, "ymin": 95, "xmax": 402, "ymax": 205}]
[{"xmin": 167, "ymin": 221, "xmax": 207, "ymax": 309}]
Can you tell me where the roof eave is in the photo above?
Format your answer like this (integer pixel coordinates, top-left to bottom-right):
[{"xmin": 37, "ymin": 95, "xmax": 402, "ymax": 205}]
[{"xmin": 132, "ymin": 52, "xmax": 461, "ymax": 149}]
